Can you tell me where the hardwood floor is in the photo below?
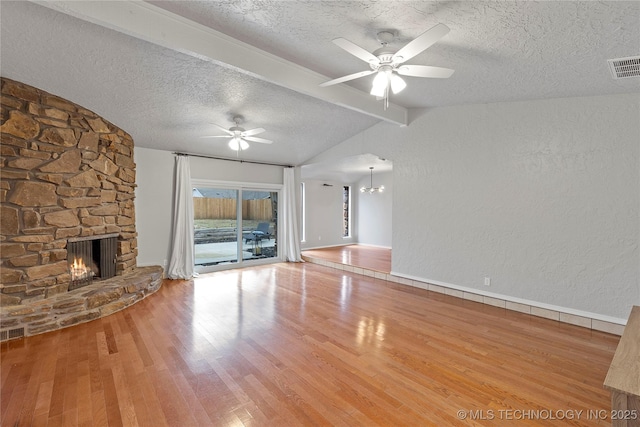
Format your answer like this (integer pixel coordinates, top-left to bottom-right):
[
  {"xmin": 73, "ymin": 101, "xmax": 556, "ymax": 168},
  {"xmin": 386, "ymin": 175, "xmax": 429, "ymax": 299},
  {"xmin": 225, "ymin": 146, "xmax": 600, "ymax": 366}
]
[
  {"xmin": 302, "ymin": 245, "xmax": 391, "ymax": 273},
  {"xmin": 1, "ymin": 262, "xmax": 619, "ymax": 426}
]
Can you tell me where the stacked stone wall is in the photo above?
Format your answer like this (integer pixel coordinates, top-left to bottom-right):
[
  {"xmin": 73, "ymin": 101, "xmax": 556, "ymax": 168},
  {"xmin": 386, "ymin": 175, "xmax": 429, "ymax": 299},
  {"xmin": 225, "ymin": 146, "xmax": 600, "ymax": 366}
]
[{"xmin": 0, "ymin": 78, "xmax": 137, "ymax": 307}]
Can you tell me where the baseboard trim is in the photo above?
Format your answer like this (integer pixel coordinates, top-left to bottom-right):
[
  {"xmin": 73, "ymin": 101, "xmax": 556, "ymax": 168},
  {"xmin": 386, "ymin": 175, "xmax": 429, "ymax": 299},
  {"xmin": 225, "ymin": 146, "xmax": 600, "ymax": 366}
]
[
  {"xmin": 355, "ymin": 243, "xmax": 393, "ymax": 250},
  {"xmin": 301, "ymin": 255, "xmax": 626, "ymax": 336},
  {"xmin": 392, "ymin": 271, "xmax": 626, "ymax": 328},
  {"xmin": 301, "ymin": 243, "xmax": 351, "ymax": 251}
]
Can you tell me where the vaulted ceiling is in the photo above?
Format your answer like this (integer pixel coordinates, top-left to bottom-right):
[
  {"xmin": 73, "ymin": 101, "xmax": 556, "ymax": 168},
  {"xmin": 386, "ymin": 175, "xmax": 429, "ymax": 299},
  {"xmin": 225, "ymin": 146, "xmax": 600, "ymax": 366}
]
[{"xmin": 1, "ymin": 1, "xmax": 638, "ymax": 174}]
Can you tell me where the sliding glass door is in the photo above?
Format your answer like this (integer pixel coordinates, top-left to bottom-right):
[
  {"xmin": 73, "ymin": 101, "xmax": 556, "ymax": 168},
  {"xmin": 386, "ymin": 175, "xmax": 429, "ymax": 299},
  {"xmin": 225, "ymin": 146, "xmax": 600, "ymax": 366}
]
[
  {"xmin": 241, "ymin": 190, "xmax": 277, "ymax": 262},
  {"xmin": 193, "ymin": 187, "xmax": 239, "ymax": 266},
  {"xmin": 193, "ymin": 182, "xmax": 280, "ymax": 272}
]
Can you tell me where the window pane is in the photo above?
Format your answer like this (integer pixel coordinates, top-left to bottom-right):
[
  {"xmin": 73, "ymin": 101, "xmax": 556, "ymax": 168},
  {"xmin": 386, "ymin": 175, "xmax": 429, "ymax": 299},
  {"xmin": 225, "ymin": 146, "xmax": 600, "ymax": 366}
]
[
  {"xmin": 193, "ymin": 187, "xmax": 239, "ymax": 266},
  {"xmin": 343, "ymin": 186, "xmax": 350, "ymax": 237},
  {"xmin": 242, "ymin": 190, "xmax": 278, "ymax": 261}
]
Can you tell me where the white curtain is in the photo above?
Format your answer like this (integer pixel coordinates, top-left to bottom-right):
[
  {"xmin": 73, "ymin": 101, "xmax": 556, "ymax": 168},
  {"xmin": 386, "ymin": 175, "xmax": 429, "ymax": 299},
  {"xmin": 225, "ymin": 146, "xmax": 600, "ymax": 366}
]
[
  {"xmin": 282, "ymin": 167, "xmax": 303, "ymax": 262},
  {"xmin": 167, "ymin": 155, "xmax": 195, "ymax": 279}
]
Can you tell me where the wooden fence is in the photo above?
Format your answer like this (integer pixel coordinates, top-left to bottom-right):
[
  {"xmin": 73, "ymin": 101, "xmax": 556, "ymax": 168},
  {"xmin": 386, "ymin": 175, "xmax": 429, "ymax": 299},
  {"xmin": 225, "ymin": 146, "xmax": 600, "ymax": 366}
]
[{"xmin": 194, "ymin": 198, "xmax": 273, "ymax": 220}]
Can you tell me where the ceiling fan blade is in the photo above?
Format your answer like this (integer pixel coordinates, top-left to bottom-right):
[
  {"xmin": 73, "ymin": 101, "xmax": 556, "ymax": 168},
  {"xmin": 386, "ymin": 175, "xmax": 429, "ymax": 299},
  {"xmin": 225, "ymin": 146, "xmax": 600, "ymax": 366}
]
[
  {"xmin": 392, "ymin": 23, "xmax": 450, "ymax": 64},
  {"xmin": 209, "ymin": 123, "xmax": 234, "ymax": 135},
  {"xmin": 200, "ymin": 135, "xmax": 232, "ymax": 138},
  {"xmin": 243, "ymin": 136, "xmax": 272, "ymax": 144},
  {"xmin": 320, "ymin": 69, "xmax": 376, "ymax": 87},
  {"xmin": 396, "ymin": 65, "xmax": 455, "ymax": 78},
  {"xmin": 241, "ymin": 127, "xmax": 265, "ymax": 137},
  {"xmin": 332, "ymin": 38, "xmax": 380, "ymax": 64}
]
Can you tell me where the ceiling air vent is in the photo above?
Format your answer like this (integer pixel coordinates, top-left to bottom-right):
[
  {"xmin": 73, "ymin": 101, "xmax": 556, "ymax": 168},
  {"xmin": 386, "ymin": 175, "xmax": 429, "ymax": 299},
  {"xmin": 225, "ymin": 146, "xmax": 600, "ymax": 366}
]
[{"xmin": 607, "ymin": 56, "xmax": 640, "ymax": 79}]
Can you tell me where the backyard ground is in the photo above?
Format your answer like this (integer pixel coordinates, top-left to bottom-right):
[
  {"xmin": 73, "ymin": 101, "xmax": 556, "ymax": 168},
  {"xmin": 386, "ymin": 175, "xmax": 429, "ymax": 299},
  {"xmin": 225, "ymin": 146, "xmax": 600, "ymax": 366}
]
[
  {"xmin": 194, "ymin": 219, "xmax": 273, "ymax": 244},
  {"xmin": 194, "ymin": 219, "xmax": 262, "ymax": 229},
  {"xmin": 194, "ymin": 219, "xmax": 277, "ymax": 265}
]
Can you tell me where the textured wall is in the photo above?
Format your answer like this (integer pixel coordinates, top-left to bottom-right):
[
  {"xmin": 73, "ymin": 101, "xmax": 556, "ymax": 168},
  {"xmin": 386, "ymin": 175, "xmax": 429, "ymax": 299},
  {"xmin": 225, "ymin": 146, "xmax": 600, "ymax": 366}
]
[
  {"xmin": 0, "ymin": 78, "xmax": 138, "ymax": 306},
  {"xmin": 300, "ymin": 180, "xmax": 354, "ymax": 249},
  {"xmin": 307, "ymin": 93, "xmax": 639, "ymax": 320},
  {"xmin": 134, "ymin": 148, "xmax": 174, "ymax": 268},
  {"xmin": 356, "ymin": 171, "xmax": 392, "ymax": 248}
]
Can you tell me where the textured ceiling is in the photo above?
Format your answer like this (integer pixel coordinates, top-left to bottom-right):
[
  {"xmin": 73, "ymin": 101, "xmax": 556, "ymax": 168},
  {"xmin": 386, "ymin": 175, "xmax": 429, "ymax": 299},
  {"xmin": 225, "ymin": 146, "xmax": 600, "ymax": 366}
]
[
  {"xmin": 0, "ymin": 1, "xmax": 380, "ymax": 167},
  {"xmin": 1, "ymin": 1, "xmax": 639, "ymax": 176},
  {"xmin": 152, "ymin": 0, "xmax": 640, "ymax": 107},
  {"xmin": 301, "ymin": 153, "xmax": 393, "ymax": 183}
]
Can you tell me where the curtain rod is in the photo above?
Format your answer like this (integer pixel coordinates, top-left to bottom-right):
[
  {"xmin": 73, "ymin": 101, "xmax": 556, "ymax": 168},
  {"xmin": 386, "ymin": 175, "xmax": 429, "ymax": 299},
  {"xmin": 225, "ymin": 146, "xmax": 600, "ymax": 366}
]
[{"xmin": 173, "ymin": 152, "xmax": 293, "ymax": 168}]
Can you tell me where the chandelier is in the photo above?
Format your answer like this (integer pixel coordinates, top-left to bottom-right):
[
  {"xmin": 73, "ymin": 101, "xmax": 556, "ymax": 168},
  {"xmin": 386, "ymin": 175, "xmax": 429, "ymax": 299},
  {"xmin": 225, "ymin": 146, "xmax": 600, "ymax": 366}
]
[{"xmin": 360, "ymin": 167, "xmax": 384, "ymax": 193}]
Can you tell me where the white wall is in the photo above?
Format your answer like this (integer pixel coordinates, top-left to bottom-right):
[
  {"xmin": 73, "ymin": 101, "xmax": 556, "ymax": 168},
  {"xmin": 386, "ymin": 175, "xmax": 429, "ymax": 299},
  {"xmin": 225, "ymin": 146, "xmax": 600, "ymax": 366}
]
[
  {"xmin": 356, "ymin": 171, "xmax": 392, "ymax": 248},
  {"xmin": 135, "ymin": 148, "xmax": 284, "ymax": 267},
  {"xmin": 190, "ymin": 155, "xmax": 284, "ymax": 184},
  {"xmin": 301, "ymin": 180, "xmax": 355, "ymax": 249},
  {"xmin": 135, "ymin": 147, "xmax": 174, "ymax": 268},
  {"xmin": 306, "ymin": 93, "xmax": 639, "ymax": 321}
]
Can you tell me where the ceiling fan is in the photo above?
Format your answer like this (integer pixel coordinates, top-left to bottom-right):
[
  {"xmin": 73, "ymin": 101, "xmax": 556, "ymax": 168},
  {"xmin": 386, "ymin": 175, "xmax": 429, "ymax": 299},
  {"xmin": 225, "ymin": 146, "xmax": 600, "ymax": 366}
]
[
  {"xmin": 201, "ymin": 115, "xmax": 272, "ymax": 151},
  {"xmin": 320, "ymin": 24, "xmax": 454, "ymax": 108}
]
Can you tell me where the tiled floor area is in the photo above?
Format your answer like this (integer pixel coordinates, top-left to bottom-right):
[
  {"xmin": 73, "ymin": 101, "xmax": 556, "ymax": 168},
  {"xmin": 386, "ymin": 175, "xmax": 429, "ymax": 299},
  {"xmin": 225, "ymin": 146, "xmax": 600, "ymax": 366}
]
[{"xmin": 301, "ymin": 244, "xmax": 625, "ymax": 336}]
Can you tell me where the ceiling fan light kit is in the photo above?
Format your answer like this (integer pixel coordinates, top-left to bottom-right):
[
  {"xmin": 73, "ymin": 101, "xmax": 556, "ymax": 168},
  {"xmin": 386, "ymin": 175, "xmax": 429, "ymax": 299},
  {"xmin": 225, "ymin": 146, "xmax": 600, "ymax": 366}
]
[
  {"xmin": 321, "ymin": 23, "xmax": 455, "ymax": 109},
  {"xmin": 201, "ymin": 115, "xmax": 273, "ymax": 151},
  {"xmin": 228, "ymin": 137, "xmax": 249, "ymax": 151}
]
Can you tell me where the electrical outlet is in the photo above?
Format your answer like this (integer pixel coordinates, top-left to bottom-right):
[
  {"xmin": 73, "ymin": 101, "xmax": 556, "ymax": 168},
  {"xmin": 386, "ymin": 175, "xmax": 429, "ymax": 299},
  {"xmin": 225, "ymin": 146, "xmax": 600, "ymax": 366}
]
[
  {"xmin": 318, "ymin": 236, "xmax": 321, "ymax": 240},
  {"xmin": 484, "ymin": 277, "xmax": 491, "ymax": 287}
]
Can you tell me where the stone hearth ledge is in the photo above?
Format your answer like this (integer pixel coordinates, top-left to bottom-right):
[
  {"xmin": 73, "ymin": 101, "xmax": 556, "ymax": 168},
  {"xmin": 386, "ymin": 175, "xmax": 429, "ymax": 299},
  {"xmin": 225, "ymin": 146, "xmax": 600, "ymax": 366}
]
[{"xmin": 0, "ymin": 265, "xmax": 163, "ymax": 339}]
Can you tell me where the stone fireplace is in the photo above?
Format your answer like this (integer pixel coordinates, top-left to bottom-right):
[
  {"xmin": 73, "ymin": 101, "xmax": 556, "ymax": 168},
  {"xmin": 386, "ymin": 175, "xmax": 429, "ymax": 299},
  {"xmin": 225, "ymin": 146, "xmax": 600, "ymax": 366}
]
[{"xmin": 1, "ymin": 78, "xmax": 162, "ymax": 339}]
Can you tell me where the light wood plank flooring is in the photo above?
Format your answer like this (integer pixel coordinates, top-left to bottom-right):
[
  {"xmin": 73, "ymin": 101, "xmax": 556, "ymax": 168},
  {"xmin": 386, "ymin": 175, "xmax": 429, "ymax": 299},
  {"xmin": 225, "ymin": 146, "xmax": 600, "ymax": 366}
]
[
  {"xmin": 1, "ymin": 262, "xmax": 618, "ymax": 426},
  {"xmin": 302, "ymin": 245, "xmax": 391, "ymax": 273}
]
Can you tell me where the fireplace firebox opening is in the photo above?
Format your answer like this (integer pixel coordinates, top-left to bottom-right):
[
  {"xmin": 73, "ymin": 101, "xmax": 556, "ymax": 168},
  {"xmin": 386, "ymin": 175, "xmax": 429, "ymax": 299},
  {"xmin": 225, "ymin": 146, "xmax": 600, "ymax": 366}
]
[{"xmin": 67, "ymin": 234, "xmax": 118, "ymax": 291}]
